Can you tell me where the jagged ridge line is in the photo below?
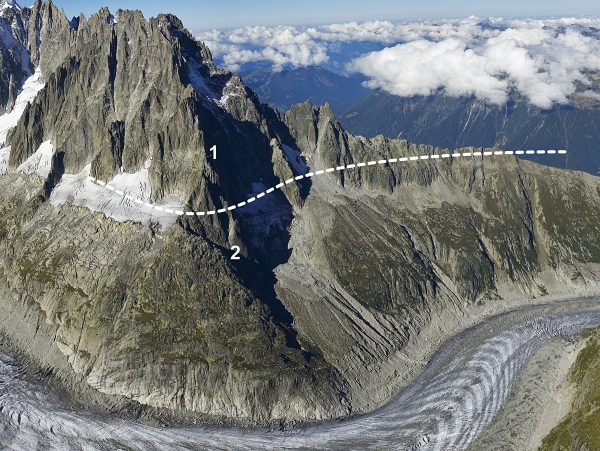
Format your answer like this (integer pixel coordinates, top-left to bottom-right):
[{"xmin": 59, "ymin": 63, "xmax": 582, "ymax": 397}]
[{"xmin": 87, "ymin": 149, "xmax": 567, "ymax": 217}]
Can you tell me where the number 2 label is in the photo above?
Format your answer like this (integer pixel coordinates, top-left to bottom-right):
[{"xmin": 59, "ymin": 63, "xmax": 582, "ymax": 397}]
[{"xmin": 231, "ymin": 246, "xmax": 241, "ymax": 260}]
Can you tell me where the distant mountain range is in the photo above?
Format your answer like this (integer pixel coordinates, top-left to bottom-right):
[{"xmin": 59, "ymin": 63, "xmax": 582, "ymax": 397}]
[
  {"xmin": 340, "ymin": 90, "xmax": 600, "ymax": 174},
  {"xmin": 241, "ymin": 66, "xmax": 600, "ymax": 174},
  {"xmin": 240, "ymin": 66, "xmax": 370, "ymax": 112},
  {"xmin": 3, "ymin": 0, "xmax": 600, "ymax": 432}
]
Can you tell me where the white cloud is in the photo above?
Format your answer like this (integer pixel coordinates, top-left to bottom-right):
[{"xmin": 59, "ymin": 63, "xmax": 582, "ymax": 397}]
[
  {"xmin": 199, "ymin": 25, "xmax": 329, "ymax": 71},
  {"xmin": 197, "ymin": 17, "xmax": 600, "ymax": 108},
  {"xmin": 349, "ymin": 20, "xmax": 600, "ymax": 108},
  {"xmin": 350, "ymin": 39, "xmax": 509, "ymax": 104}
]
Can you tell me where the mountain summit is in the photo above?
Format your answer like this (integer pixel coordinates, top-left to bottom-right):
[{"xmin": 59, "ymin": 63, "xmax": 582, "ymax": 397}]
[{"xmin": 1, "ymin": 3, "xmax": 600, "ymax": 426}]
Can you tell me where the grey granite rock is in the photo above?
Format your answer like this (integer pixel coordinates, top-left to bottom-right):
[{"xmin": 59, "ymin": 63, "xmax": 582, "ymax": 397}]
[{"xmin": 2, "ymin": 3, "xmax": 600, "ymax": 426}]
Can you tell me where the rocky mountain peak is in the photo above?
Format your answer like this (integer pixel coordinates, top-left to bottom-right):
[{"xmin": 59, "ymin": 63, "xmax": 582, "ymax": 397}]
[
  {"xmin": 3, "ymin": 3, "xmax": 600, "ymax": 429},
  {"xmin": 2, "ymin": 4, "xmax": 312, "ymax": 256},
  {"xmin": 0, "ymin": 0, "xmax": 25, "ymax": 45},
  {"xmin": 0, "ymin": 0, "xmax": 29, "ymax": 113},
  {"xmin": 0, "ymin": 0, "xmax": 21, "ymax": 12}
]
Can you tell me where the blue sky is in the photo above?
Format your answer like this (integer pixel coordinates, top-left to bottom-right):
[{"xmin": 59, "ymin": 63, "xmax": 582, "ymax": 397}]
[{"xmin": 50, "ymin": 0, "xmax": 599, "ymax": 31}]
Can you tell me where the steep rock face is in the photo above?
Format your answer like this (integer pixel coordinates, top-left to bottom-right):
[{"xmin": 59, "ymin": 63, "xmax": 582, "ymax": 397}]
[
  {"xmin": 540, "ymin": 326, "xmax": 600, "ymax": 450},
  {"xmin": 286, "ymin": 102, "xmax": 440, "ymax": 193},
  {"xmin": 28, "ymin": 0, "xmax": 77, "ymax": 74},
  {"xmin": 0, "ymin": 0, "xmax": 77, "ymax": 114},
  {"xmin": 2, "ymin": 3, "xmax": 600, "ymax": 426},
  {"xmin": 0, "ymin": 0, "xmax": 31, "ymax": 114},
  {"xmin": 5, "ymin": 7, "xmax": 306, "ymax": 239},
  {"xmin": 0, "ymin": 4, "xmax": 346, "ymax": 423},
  {"xmin": 276, "ymin": 102, "xmax": 600, "ymax": 413}
]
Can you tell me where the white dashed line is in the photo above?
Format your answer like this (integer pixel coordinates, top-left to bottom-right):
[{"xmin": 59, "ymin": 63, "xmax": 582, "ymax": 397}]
[{"xmin": 89, "ymin": 149, "xmax": 566, "ymax": 217}]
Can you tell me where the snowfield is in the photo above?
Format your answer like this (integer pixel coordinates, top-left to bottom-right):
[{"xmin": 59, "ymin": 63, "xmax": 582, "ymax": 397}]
[
  {"xmin": 16, "ymin": 140, "xmax": 53, "ymax": 177},
  {"xmin": 0, "ymin": 68, "xmax": 44, "ymax": 147},
  {"xmin": 50, "ymin": 162, "xmax": 184, "ymax": 231},
  {"xmin": 0, "ymin": 145, "xmax": 9, "ymax": 175},
  {"xmin": 0, "ymin": 68, "xmax": 44, "ymax": 175}
]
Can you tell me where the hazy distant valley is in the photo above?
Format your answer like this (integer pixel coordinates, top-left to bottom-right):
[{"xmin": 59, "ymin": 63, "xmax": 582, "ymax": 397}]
[{"xmin": 238, "ymin": 66, "xmax": 599, "ymax": 175}]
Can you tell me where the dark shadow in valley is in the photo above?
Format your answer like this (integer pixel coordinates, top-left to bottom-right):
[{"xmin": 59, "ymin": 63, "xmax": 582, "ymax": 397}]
[{"xmin": 176, "ymin": 61, "xmax": 314, "ymax": 358}]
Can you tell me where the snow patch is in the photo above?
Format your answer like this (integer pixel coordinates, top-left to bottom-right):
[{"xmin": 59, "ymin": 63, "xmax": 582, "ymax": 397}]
[
  {"xmin": 282, "ymin": 144, "xmax": 309, "ymax": 173},
  {"xmin": 218, "ymin": 92, "xmax": 237, "ymax": 106},
  {"xmin": 0, "ymin": 0, "xmax": 21, "ymax": 13},
  {"xmin": 188, "ymin": 63, "xmax": 220, "ymax": 103},
  {"xmin": 0, "ymin": 145, "xmax": 9, "ymax": 175},
  {"xmin": 239, "ymin": 181, "xmax": 293, "ymax": 243},
  {"xmin": 50, "ymin": 163, "xmax": 184, "ymax": 232},
  {"xmin": 218, "ymin": 80, "xmax": 241, "ymax": 107},
  {"xmin": 0, "ymin": 68, "xmax": 44, "ymax": 146},
  {"xmin": 17, "ymin": 140, "xmax": 53, "ymax": 177},
  {"xmin": 188, "ymin": 62, "xmax": 237, "ymax": 113}
]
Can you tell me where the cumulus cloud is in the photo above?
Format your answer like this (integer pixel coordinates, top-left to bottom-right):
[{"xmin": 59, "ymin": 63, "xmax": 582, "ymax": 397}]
[
  {"xmin": 350, "ymin": 39, "xmax": 510, "ymax": 104},
  {"xmin": 348, "ymin": 20, "xmax": 600, "ymax": 108},
  {"xmin": 197, "ymin": 17, "xmax": 600, "ymax": 108},
  {"xmin": 199, "ymin": 25, "xmax": 329, "ymax": 71}
]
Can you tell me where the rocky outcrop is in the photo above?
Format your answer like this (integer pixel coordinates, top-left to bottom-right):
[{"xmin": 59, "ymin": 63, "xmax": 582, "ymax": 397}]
[
  {"xmin": 539, "ymin": 326, "xmax": 600, "ymax": 450},
  {"xmin": 0, "ymin": 170, "xmax": 349, "ymax": 423},
  {"xmin": 0, "ymin": 0, "xmax": 78, "ymax": 114},
  {"xmin": 276, "ymin": 101, "xmax": 600, "ymax": 413},
  {"xmin": 0, "ymin": 0, "xmax": 31, "ymax": 113},
  {"xmin": 0, "ymin": 3, "xmax": 345, "ymax": 424},
  {"xmin": 2, "ymin": 3, "xmax": 600, "ymax": 426}
]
